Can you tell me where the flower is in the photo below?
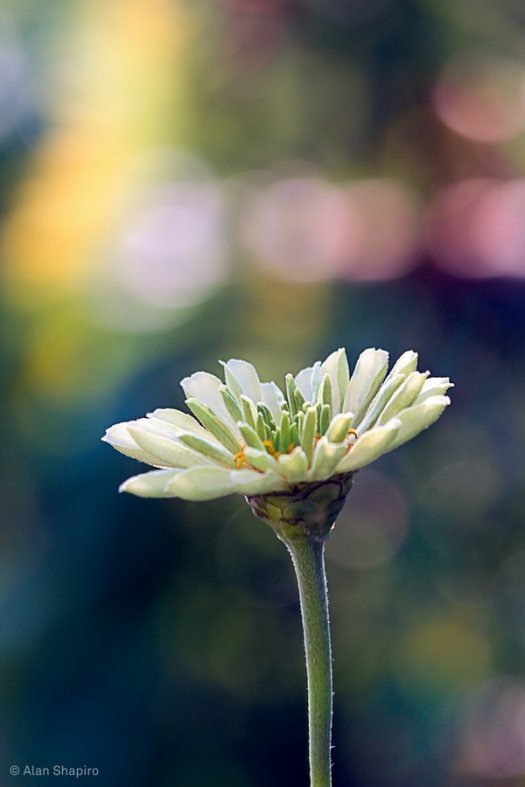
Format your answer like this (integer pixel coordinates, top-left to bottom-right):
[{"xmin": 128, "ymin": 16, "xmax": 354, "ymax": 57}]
[{"xmin": 102, "ymin": 348, "xmax": 452, "ymax": 509}]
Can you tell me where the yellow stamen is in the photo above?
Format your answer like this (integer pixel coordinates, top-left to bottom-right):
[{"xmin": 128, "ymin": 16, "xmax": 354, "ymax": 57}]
[
  {"xmin": 287, "ymin": 443, "xmax": 295, "ymax": 453},
  {"xmin": 233, "ymin": 448, "xmax": 247, "ymax": 468}
]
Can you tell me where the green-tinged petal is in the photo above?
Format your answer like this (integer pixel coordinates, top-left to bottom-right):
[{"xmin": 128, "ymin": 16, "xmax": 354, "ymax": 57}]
[
  {"xmin": 240, "ymin": 395, "xmax": 258, "ymax": 430},
  {"xmin": 309, "ymin": 437, "xmax": 348, "ymax": 481},
  {"xmin": 244, "ymin": 447, "xmax": 285, "ymax": 476},
  {"xmin": 257, "ymin": 402, "xmax": 276, "ymax": 429},
  {"xmin": 301, "ymin": 406, "xmax": 317, "ymax": 463},
  {"xmin": 165, "ymin": 466, "xmax": 236, "ymax": 500},
  {"xmin": 186, "ymin": 398, "xmax": 241, "ymax": 453},
  {"xmin": 278, "ymin": 411, "xmax": 291, "ymax": 453},
  {"xmin": 285, "ymin": 374, "xmax": 299, "ymax": 417},
  {"xmin": 319, "ymin": 404, "xmax": 331, "ymax": 435},
  {"xmin": 387, "ymin": 350, "xmax": 418, "ymax": 378},
  {"xmin": 377, "ymin": 371, "xmax": 429, "ymax": 425},
  {"xmin": 120, "ymin": 469, "xmax": 178, "ymax": 498},
  {"xmin": 320, "ymin": 348, "xmax": 349, "ymax": 412},
  {"xmin": 385, "ymin": 395, "xmax": 451, "ymax": 451},
  {"xmin": 127, "ymin": 426, "xmax": 210, "ymax": 469},
  {"xmin": 343, "ymin": 348, "xmax": 389, "ymax": 419},
  {"xmin": 256, "ymin": 412, "xmax": 269, "ymax": 441},
  {"xmin": 220, "ymin": 386, "xmax": 244, "ymax": 423},
  {"xmin": 354, "ymin": 374, "xmax": 405, "ymax": 432},
  {"xmin": 415, "ymin": 377, "xmax": 454, "ymax": 403},
  {"xmin": 326, "ymin": 413, "xmax": 354, "ymax": 443},
  {"xmin": 238, "ymin": 422, "xmax": 267, "ymax": 452},
  {"xmin": 277, "ymin": 448, "xmax": 309, "ymax": 484},
  {"xmin": 317, "ymin": 374, "xmax": 332, "ymax": 408},
  {"xmin": 336, "ymin": 420, "xmax": 400, "ymax": 473},
  {"xmin": 220, "ymin": 359, "xmax": 262, "ymax": 403},
  {"xmin": 261, "ymin": 382, "xmax": 285, "ymax": 424},
  {"xmin": 146, "ymin": 408, "xmax": 214, "ymax": 440},
  {"xmin": 177, "ymin": 432, "xmax": 235, "ymax": 467},
  {"xmin": 231, "ymin": 469, "xmax": 287, "ymax": 496},
  {"xmin": 181, "ymin": 371, "xmax": 238, "ymax": 431}
]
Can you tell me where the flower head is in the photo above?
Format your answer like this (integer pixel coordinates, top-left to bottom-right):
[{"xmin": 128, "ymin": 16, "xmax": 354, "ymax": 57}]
[{"xmin": 103, "ymin": 348, "xmax": 452, "ymax": 508}]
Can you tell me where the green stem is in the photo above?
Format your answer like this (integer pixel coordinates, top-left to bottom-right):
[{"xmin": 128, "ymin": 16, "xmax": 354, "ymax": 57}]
[{"xmin": 287, "ymin": 537, "xmax": 333, "ymax": 787}]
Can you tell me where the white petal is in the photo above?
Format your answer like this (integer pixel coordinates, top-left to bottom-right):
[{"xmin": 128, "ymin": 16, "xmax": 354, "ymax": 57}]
[
  {"xmin": 415, "ymin": 377, "xmax": 454, "ymax": 404},
  {"xmin": 103, "ymin": 421, "xmax": 176, "ymax": 466},
  {"xmin": 147, "ymin": 408, "xmax": 216, "ymax": 440},
  {"xmin": 354, "ymin": 374, "xmax": 405, "ymax": 432},
  {"xmin": 343, "ymin": 348, "xmax": 389, "ymax": 417},
  {"xmin": 326, "ymin": 413, "xmax": 354, "ymax": 443},
  {"xmin": 295, "ymin": 365, "xmax": 315, "ymax": 400},
  {"xmin": 320, "ymin": 348, "xmax": 349, "ymax": 413},
  {"xmin": 295, "ymin": 361, "xmax": 322, "ymax": 403},
  {"xmin": 277, "ymin": 448, "xmax": 309, "ymax": 485},
  {"xmin": 336, "ymin": 420, "xmax": 400, "ymax": 473},
  {"xmin": 231, "ymin": 469, "xmax": 287, "ymax": 495},
  {"xmin": 385, "ymin": 395, "xmax": 451, "ymax": 452},
  {"xmin": 261, "ymin": 382, "xmax": 285, "ymax": 424},
  {"xmin": 180, "ymin": 371, "xmax": 237, "ymax": 430},
  {"xmin": 165, "ymin": 466, "xmax": 236, "ymax": 500},
  {"xmin": 377, "ymin": 371, "xmax": 428, "ymax": 425},
  {"xmin": 244, "ymin": 448, "xmax": 286, "ymax": 476},
  {"xmin": 309, "ymin": 437, "xmax": 348, "ymax": 481},
  {"xmin": 388, "ymin": 350, "xmax": 418, "ymax": 378},
  {"xmin": 221, "ymin": 359, "xmax": 263, "ymax": 403},
  {"xmin": 127, "ymin": 426, "xmax": 211, "ymax": 469},
  {"xmin": 120, "ymin": 469, "xmax": 178, "ymax": 497}
]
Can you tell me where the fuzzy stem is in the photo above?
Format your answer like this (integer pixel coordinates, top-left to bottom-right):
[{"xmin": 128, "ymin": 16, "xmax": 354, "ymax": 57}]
[{"xmin": 287, "ymin": 537, "xmax": 333, "ymax": 787}]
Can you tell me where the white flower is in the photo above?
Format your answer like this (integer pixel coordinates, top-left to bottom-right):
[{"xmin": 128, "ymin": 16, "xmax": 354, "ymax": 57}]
[{"xmin": 102, "ymin": 348, "xmax": 452, "ymax": 502}]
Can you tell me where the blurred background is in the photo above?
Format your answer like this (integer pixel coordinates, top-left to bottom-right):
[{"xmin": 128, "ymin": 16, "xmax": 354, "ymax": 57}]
[{"xmin": 1, "ymin": 0, "xmax": 525, "ymax": 785}]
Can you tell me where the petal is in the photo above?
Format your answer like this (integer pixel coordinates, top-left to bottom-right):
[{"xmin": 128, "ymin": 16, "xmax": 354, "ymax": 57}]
[
  {"xmin": 320, "ymin": 348, "xmax": 349, "ymax": 413},
  {"xmin": 354, "ymin": 374, "xmax": 405, "ymax": 432},
  {"xmin": 119, "ymin": 469, "xmax": 179, "ymax": 497},
  {"xmin": 343, "ymin": 348, "xmax": 389, "ymax": 418},
  {"xmin": 388, "ymin": 350, "xmax": 418, "ymax": 378},
  {"xmin": 309, "ymin": 437, "xmax": 348, "ymax": 481},
  {"xmin": 231, "ymin": 469, "xmax": 287, "ymax": 496},
  {"xmin": 146, "ymin": 408, "xmax": 216, "ymax": 440},
  {"xmin": 277, "ymin": 448, "xmax": 309, "ymax": 485},
  {"xmin": 186, "ymin": 399, "xmax": 241, "ymax": 454},
  {"xmin": 127, "ymin": 426, "xmax": 211, "ymax": 469},
  {"xmin": 415, "ymin": 377, "xmax": 454, "ymax": 404},
  {"xmin": 335, "ymin": 420, "xmax": 400, "ymax": 473},
  {"xmin": 261, "ymin": 382, "xmax": 285, "ymax": 424},
  {"xmin": 177, "ymin": 432, "xmax": 235, "ymax": 466},
  {"xmin": 181, "ymin": 371, "xmax": 238, "ymax": 431},
  {"xmin": 103, "ymin": 421, "xmax": 178, "ymax": 466},
  {"xmin": 385, "ymin": 395, "xmax": 451, "ymax": 452},
  {"xmin": 376, "ymin": 371, "xmax": 429, "ymax": 425},
  {"xmin": 295, "ymin": 360, "xmax": 322, "ymax": 403},
  {"xmin": 244, "ymin": 447, "xmax": 285, "ymax": 476},
  {"xmin": 326, "ymin": 413, "xmax": 354, "ymax": 443},
  {"xmin": 220, "ymin": 359, "xmax": 263, "ymax": 403},
  {"xmin": 165, "ymin": 466, "xmax": 237, "ymax": 500}
]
